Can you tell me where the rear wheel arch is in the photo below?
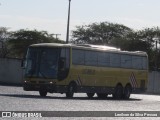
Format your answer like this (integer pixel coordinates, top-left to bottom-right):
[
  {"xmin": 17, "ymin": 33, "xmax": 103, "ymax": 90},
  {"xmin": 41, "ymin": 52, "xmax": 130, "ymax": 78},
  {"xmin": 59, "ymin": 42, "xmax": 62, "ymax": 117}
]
[{"xmin": 116, "ymin": 83, "xmax": 123, "ymax": 88}]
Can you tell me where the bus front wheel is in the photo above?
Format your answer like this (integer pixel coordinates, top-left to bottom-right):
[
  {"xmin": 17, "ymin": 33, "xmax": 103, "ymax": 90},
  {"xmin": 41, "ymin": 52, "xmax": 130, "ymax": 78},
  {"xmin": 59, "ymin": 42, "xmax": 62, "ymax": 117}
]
[
  {"xmin": 86, "ymin": 93, "xmax": 95, "ymax": 98},
  {"xmin": 66, "ymin": 83, "xmax": 75, "ymax": 98},
  {"xmin": 39, "ymin": 90, "xmax": 47, "ymax": 97}
]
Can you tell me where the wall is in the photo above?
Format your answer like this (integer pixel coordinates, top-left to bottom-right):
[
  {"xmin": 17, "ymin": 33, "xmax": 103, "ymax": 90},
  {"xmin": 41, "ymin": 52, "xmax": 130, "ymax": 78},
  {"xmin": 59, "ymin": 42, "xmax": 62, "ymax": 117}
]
[
  {"xmin": 0, "ymin": 58, "xmax": 23, "ymax": 84},
  {"xmin": 147, "ymin": 71, "xmax": 160, "ymax": 94}
]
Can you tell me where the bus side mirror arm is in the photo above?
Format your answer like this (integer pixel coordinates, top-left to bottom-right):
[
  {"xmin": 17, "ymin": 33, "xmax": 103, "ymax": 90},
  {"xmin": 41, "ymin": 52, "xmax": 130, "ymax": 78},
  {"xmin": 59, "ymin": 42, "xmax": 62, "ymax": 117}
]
[
  {"xmin": 59, "ymin": 57, "xmax": 66, "ymax": 70},
  {"xmin": 58, "ymin": 57, "xmax": 67, "ymax": 81},
  {"xmin": 21, "ymin": 59, "xmax": 25, "ymax": 69}
]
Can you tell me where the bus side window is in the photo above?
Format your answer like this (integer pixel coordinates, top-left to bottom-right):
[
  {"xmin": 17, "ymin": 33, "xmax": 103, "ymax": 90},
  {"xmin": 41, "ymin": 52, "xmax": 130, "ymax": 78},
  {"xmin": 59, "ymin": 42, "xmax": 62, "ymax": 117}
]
[
  {"xmin": 132, "ymin": 56, "xmax": 143, "ymax": 70},
  {"xmin": 142, "ymin": 57, "xmax": 147, "ymax": 70},
  {"xmin": 121, "ymin": 55, "xmax": 132, "ymax": 69},
  {"xmin": 110, "ymin": 53, "xmax": 120, "ymax": 67},
  {"xmin": 72, "ymin": 49, "xmax": 84, "ymax": 65},
  {"xmin": 98, "ymin": 52, "xmax": 110, "ymax": 67},
  {"xmin": 85, "ymin": 51, "xmax": 98, "ymax": 66}
]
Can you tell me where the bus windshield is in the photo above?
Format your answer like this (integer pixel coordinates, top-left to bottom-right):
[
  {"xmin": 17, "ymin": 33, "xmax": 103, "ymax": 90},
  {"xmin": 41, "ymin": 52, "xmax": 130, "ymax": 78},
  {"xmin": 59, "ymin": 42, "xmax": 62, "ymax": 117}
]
[{"xmin": 25, "ymin": 47, "xmax": 60, "ymax": 79}]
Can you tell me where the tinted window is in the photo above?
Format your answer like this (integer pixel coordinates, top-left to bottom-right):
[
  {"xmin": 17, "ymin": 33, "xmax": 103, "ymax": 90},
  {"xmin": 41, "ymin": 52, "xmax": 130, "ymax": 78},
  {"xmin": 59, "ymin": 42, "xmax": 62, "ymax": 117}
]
[
  {"xmin": 98, "ymin": 52, "xmax": 110, "ymax": 67},
  {"xmin": 132, "ymin": 56, "xmax": 142, "ymax": 69},
  {"xmin": 110, "ymin": 53, "xmax": 120, "ymax": 67},
  {"xmin": 72, "ymin": 49, "xmax": 84, "ymax": 65},
  {"xmin": 142, "ymin": 57, "xmax": 147, "ymax": 70},
  {"xmin": 121, "ymin": 55, "xmax": 132, "ymax": 68},
  {"xmin": 72, "ymin": 48, "xmax": 147, "ymax": 70},
  {"xmin": 85, "ymin": 51, "xmax": 97, "ymax": 66},
  {"xmin": 25, "ymin": 47, "xmax": 60, "ymax": 79}
]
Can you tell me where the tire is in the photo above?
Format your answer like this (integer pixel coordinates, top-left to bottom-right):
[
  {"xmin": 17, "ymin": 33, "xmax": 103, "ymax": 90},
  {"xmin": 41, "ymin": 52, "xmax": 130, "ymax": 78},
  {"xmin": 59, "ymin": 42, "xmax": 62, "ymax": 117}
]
[
  {"xmin": 86, "ymin": 93, "xmax": 95, "ymax": 98},
  {"xmin": 39, "ymin": 90, "xmax": 47, "ymax": 97},
  {"xmin": 113, "ymin": 84, "xmax": 123, "ymax": 99},
  {"xmin": 97, "ymin": 93, "xmax": 108, "ymax": 99},
  {"xmin": 123, "ymin": 85, "xmax": 132, "ymax": 99},
  {"xmin": 66, "ymin": 83, "xmax": 75, "ymax": 98}
]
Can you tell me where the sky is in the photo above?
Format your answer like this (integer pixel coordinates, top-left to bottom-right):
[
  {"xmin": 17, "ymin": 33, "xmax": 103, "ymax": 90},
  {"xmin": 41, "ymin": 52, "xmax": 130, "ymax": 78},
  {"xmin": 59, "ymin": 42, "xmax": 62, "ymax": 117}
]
[{"xmin": 1, "ymin": 0, "xmax": 160, "ymax": 41}]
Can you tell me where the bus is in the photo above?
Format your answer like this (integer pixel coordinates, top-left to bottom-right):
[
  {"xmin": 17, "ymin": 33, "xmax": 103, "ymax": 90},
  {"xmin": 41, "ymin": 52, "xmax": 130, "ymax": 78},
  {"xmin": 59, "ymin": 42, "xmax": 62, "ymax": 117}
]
[{"xmin": 23, "ymin": 43, "xmax": 148, "ymax": 99}]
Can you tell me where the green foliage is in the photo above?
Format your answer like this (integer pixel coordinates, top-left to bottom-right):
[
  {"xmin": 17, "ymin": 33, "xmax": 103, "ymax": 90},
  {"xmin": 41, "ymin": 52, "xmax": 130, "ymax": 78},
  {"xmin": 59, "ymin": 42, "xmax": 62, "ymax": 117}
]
[
  {"xmin": 71, "ymin": 22, "xmax": 132, "ymax": 44},
  {"xmin": 138, "ymin": 27, "xmax": 160, "ymax": 70},
  {"xmin": 0, "ymin": 27, "xmax": 10, "ymax": 58},
  {"xmin": 8, "ymin": 29, "xmax": 64, "ymax": 58}
]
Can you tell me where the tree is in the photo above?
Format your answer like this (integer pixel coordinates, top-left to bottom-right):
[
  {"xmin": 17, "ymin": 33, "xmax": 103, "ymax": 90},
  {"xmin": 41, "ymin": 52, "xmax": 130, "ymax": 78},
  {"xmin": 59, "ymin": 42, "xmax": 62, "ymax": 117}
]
[
  {"xmin": 8, "ymin": 29, "xmax": 64, "ymax": 58},
  {"xmin": 71, "ymin": 22, "xmax": 132, "ymax": 45},
  {"xmin": 0, "ymin": 27, "xmax": 10, "ymax": 58},
  {"xmin": 110, "ymin": 28, "xmax": 160, "ymax": 70},
  {"xmin": 138, "ymin": 27, "xmax": 160, "ymax": 70},
  {"xmin": 118, "ymin": 31, "xmax": 152, "ymax": 51}
]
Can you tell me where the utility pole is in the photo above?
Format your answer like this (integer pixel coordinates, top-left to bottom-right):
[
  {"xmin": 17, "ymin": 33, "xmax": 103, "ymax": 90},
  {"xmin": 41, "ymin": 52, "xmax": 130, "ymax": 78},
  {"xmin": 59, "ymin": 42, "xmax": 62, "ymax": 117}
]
[
  {"xmin": 155, "ymin": 40, "xmax": 158, "ymax": 70},
  {"xmin": 0, "ymin": 41, "xmax": 4, "ymax": 57},
  {"xmin": 154, "ymin": 37, "xmax": 159, "ymax": 71},
  {"xmin": 66, "ymin": 0, "xmax": 71, "ymax": 44}
]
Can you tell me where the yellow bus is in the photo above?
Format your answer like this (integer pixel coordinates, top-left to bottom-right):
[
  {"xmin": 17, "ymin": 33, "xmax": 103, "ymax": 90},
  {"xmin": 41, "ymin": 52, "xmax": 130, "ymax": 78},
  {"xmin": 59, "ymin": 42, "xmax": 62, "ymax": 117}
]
[{"xmin": 23, "ymin": 43, "xmax": 148, "ymax": 99}]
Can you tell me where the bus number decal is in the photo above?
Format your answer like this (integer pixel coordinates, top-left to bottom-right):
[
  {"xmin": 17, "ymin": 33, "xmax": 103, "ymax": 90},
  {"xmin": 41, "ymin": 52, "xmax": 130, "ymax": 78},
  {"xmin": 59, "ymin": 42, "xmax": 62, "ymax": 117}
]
[{"xmin": 82, "ymin": 69, "xmax": 95, "ymax": 75}]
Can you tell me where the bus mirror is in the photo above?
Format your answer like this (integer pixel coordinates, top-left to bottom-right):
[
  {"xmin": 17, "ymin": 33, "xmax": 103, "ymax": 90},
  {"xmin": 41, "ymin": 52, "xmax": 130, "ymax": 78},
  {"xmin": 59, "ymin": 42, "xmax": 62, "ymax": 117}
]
[
  {"xmin": 21, "ymin": 59, "xmax": 25, "ymax": 69},
  {"xmin": 59, "ymin": 57, "xmax": 66, "ymax": 70}
]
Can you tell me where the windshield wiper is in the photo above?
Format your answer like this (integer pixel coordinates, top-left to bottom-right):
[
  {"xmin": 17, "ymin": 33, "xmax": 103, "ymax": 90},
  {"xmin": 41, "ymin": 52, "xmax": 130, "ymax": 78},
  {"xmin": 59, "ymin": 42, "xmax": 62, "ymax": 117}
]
[{"xmin": 39, "ymin": 71, "xmax": 48, "ymax": 79}]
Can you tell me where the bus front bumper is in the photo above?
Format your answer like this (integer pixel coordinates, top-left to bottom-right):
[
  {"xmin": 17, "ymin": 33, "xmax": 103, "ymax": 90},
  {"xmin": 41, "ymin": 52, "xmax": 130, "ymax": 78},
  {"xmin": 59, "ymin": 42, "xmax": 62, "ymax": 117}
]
[{"xmin": 23, "ymin": 83, "xmax": 55, "ymax": 93}]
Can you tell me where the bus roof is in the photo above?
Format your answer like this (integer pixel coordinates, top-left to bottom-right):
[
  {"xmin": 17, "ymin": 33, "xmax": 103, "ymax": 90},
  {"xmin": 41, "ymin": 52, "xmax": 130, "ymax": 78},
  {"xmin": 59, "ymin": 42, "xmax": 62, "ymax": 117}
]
[{"xmin": 30, "ymin": 43, "xmax": 147, "ymax": 56}]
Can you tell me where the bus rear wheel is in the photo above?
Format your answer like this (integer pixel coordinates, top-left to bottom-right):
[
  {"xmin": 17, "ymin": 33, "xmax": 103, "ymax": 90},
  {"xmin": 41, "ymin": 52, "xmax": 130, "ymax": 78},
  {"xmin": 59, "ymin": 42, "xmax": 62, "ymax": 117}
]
[
  {"xmin": 86, "ymin": 93, "xmax": 95, "ymax": 98},
  {"xmin": 97, "ymin": 93, "xmax": 108, "ymax": 99},
  {"xmin": 113, "ymin": 84, "xmax": 123, "ymax": 99},
  {"xmin": 39, "ymin": 90, "xmax": 47, "ymax": 97},
  {"xmin": 123, "ymin": 85, "xmax": 132, "ymax": 99},
  {"xmin": 66, "ymin": 83, "xmax": 75, "ymax": 98}
]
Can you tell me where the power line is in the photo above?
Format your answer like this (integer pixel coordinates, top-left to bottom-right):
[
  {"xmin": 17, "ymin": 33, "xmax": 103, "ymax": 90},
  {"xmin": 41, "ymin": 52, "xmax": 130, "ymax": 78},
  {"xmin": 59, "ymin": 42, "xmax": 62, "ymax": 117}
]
[{"xmin": 53, "ymin": 34, "xmax": 61, "ymax": 39}]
